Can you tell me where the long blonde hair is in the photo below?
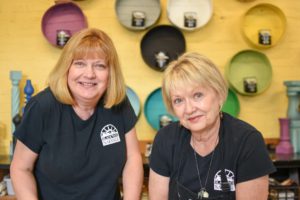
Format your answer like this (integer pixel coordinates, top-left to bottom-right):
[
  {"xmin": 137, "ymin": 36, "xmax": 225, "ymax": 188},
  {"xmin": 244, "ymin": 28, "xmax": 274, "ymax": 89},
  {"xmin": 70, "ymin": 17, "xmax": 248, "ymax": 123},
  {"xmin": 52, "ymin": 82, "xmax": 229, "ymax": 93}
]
[{"xmin": 48, "ymin": 28, "xmax": 126, "ymax": 108}]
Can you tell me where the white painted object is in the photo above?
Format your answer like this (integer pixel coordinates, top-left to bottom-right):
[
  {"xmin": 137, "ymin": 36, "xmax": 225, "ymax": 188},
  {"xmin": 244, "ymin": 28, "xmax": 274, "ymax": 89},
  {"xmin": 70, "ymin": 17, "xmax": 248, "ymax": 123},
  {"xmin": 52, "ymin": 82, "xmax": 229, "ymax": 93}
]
[
  {"xmin": 4, "ymin": 176, "xmax": 15, "ymax": 195},
  {"xmin": 115, "ymin": 0, "xmax": 161, "ymax": 30},
  {"xmin": 167, "ymin": 0, "xmax": 213, "ymax": 31}
]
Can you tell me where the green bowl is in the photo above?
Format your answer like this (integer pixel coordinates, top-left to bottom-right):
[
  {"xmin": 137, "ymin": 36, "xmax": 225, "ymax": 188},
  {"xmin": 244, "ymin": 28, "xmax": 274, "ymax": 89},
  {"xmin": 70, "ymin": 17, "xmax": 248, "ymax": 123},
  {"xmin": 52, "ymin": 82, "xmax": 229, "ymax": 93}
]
[
  {"xmin": 226, "ymin": 49, "xmax": 272, "ymax": 96},
  {"xmin": 222, "ymin": 89, "xmax": 240, "ymax": 117}
]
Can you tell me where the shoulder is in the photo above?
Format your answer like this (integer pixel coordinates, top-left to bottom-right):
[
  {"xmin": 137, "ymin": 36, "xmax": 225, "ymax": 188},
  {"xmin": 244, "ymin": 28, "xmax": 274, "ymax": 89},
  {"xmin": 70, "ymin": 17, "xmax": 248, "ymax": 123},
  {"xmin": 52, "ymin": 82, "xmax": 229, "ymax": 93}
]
[
  {"xmin": 153, "ymin": 122, "xmax": 189, "ymax": 148},
  {"xmin": 150, "ymin": 122, "xmax": 188, "ymax": 176},
  {"xmin": 222, "ymin": 113, "xmax": 261, "ymax": 137},
  {"xmin": 222, "ymin": 113, "xmax": 258, "ymax": 133},
  {"xmin": 111, "ymin": 96, "xmax": 131, "ymax": 112},
  {"xmin": 27, "ymin": 87, "xmax": 62, "ymax": 112},
  {"xmin": 222, "ymin": 113, "xmax": 265, "ymax": 146},
  {"xmin": 30, "ymin": 87, "xmax": 55, "ymax": 104}
]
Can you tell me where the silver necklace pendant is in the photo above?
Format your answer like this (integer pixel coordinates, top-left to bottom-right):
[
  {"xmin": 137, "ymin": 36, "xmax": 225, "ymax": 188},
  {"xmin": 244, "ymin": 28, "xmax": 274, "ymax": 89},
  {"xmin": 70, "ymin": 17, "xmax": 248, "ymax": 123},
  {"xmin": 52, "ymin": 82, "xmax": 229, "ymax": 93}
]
[
  {"xmin": 198, "ymin": 188, "xmax": 209, "ymax": 199},
  {"xmin": 192, "ymin": 135, "xmax": 218, "ymax": 200}
]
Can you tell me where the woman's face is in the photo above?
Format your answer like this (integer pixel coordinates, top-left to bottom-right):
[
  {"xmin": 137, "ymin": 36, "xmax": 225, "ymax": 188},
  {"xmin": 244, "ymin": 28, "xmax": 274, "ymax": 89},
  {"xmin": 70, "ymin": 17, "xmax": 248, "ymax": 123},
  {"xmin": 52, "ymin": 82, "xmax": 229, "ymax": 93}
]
[
  {"xmin": 67, "ymin": 57, "xmax": 109, "ymax": 106},
  {"xmin": 170, "ymin": 84, "xmax": 221, "ymax": 134}
]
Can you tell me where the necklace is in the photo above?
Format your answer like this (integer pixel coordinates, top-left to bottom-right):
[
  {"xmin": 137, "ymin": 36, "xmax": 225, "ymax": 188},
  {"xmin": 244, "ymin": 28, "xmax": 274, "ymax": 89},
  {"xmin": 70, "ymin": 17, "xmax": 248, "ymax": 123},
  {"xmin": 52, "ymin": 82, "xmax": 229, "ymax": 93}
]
[{"xmin": 192, "ymin": 135, "xmax": 219, "ymax": 199}]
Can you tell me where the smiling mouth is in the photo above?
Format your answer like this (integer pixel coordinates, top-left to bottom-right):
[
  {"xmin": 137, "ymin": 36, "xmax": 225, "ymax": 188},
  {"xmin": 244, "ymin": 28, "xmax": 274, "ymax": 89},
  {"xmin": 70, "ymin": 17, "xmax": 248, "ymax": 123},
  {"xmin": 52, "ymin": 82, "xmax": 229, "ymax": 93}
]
[
  {"xmin": 188, "ymin": 116, "xmax": 198, "ymax": 120},
  {"xmin": 188, "ymin": 115, "xmax": 202, "ymax": 122},
  {"xmin": 78, "ymin": 81, "xmax": 97, "ymax": 87}
]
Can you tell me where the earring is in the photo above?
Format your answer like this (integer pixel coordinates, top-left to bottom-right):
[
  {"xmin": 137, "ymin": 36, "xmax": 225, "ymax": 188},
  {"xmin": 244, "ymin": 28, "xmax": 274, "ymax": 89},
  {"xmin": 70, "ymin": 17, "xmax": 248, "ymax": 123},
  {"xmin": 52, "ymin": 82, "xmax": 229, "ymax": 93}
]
[
  {"xmin": 220, "ymin": 111, "xmax": 223, "ymax": 119},
  {"xmin": 219, "ymin": 105, "xmax": 223, "ymax": 119}
]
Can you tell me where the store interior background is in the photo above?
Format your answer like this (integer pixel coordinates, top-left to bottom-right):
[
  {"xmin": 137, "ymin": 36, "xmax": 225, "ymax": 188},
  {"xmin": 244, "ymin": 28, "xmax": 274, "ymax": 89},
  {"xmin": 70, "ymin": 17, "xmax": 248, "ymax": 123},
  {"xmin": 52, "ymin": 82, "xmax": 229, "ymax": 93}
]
[{"xmin": 0, "ymin": 0, "xmax": 300, "ymax": 155}]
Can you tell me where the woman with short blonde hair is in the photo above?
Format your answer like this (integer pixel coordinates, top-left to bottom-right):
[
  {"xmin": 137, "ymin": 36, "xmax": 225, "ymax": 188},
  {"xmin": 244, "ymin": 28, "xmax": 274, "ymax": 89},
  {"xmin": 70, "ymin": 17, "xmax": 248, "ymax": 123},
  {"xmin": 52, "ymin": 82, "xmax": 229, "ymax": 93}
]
[{"xmin": 149, "ymin": 52, "xmax": 275, "ymax": 200}]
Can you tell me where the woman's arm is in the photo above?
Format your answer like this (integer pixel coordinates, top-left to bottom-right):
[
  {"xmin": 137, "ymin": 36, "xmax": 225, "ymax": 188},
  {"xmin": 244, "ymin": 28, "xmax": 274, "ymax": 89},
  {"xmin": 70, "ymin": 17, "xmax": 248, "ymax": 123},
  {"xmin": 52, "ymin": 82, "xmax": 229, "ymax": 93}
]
[
  {"xmin": 236, "ymin": 175, "xmax": 269, "ymax": 200},
  {"xmin": 10, "ymin": 140, "xmax": 39, "ymax": 200},
  {"xmin": 122, "ymin": 128, "xmax": 143, "ymax": 200},
  {"xmin": 149, "ymin": 169, "xmax": 169, "ymax": 200}
]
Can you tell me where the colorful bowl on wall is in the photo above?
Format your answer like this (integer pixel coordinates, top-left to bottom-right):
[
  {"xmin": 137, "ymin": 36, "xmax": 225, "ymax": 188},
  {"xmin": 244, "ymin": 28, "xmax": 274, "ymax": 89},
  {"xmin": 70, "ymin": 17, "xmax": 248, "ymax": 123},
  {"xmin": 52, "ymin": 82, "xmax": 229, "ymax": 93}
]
[
  {"xmin": 225, "ymin": 49, "xmax": 272, "ymax": 96},
  {"xmin": 144, "ymin": 87, "xmax": 177, "ymax": 131},
  {"xmin": 41, "ymin": 1, "xmax": 88, "ymax": 47},
  {"xmin": 222, "ymin": 88, "xmax": 240, "ymax": 117},
  {"xmin": 241, "ymin": 3, "xmax": 286, "ymax": 49},
  {"xmin": 126, "ymin": 86, "xmax": 141, "ymax": 117},
  {"xmin": 115, "ymin": 0, "xmax": 161, "ymax": 31},
  {"xmin": 141, "ymin": 25, "xmax": 186, "ymax": 71},
  {"xmin": 167, "ymin": 0, "xmax": 213, "ymax": 31}
]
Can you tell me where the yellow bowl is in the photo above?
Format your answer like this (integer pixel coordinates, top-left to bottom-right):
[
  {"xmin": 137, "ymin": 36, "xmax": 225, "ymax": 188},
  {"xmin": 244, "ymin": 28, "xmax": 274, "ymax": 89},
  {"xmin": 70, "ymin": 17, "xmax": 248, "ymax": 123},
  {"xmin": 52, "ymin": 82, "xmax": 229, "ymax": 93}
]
[{"xmin": 241, "ymin": 3, "xmax": 286, "ymax": 49}]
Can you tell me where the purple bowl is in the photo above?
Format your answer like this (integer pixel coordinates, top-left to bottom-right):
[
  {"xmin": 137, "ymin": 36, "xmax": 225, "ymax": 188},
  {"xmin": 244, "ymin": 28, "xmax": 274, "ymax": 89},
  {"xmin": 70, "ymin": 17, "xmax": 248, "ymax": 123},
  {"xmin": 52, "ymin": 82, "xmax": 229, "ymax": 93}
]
[{"xmin": 41, "ymin": 2, "xmax": 88, "ymax": 47}]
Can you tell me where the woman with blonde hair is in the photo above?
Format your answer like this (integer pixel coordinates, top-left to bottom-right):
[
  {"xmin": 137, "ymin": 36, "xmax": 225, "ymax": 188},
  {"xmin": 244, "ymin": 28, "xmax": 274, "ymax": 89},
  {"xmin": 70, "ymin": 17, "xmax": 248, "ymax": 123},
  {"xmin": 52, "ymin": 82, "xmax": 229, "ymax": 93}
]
[
  {"xmin": 149, "ymin": 52, "xmax": 275, "ymax": 200},
  {"xmin": 10, "ymin": 28, "xmax": 143, "ymax": 200}
]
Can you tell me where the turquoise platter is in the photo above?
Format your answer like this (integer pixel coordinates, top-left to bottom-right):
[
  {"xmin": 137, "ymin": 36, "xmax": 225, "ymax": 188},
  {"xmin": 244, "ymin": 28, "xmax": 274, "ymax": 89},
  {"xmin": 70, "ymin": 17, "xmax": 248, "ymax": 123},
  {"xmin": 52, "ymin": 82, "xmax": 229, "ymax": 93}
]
[{"xmin": 144, "ymin": 87, "xmax": 177, "ymax": 131}]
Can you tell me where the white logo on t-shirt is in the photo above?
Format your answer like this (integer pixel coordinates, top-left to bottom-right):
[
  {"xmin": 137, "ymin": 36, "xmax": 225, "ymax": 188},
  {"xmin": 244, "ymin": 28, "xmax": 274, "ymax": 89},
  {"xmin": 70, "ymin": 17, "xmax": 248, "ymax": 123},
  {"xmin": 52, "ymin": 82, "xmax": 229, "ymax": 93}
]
[
  {"xmin": 100, "ymin": 124, "xmax": 120, "ymax": 146},
  {"xmin": 213, "ymin": 169, "xmax": 235, "ymax": 191}
]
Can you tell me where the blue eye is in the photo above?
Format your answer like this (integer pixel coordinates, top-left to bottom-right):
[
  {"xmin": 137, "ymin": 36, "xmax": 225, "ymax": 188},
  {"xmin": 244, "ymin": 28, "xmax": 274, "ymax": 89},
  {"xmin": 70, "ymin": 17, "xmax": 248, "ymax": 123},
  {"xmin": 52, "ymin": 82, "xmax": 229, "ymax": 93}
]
[
  {"xmin": 173, "ymin": 98, "xmax": 182, "ymax": 105},
  {"xmin": 194, "ymin": 92, "xmax": 203, "ymax": 99},
  {"xmin": 94, "ymin": 64, "xmax": 106, "ymax": 69},
  {"xmin": 73, "ymin": 61, "xmax": 85, "ymax": 67}
]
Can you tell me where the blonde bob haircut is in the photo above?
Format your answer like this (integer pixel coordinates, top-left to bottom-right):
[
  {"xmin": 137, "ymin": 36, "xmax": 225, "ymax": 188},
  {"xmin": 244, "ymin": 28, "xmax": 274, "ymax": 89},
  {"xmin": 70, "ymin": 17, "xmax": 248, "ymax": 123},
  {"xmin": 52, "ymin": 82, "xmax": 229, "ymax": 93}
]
[
  {"xmin": 162, "ymin": 52, "xmax": 228, "ymax": 115},
  {"xmin": 48, "ymin": 28, "xmax": 126, "ymax": 108}
]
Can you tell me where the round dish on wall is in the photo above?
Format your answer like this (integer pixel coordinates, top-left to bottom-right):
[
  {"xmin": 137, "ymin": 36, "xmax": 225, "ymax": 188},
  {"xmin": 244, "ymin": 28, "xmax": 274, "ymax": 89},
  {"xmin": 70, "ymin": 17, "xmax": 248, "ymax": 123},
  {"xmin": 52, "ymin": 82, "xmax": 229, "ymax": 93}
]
[
  {"xmin": 222, "ymin": 88, "xmax": 240, "ymax": 117},
  {"xmin": 225, "ymin": 49, "xmax": 272, "ymax": 96},
  {"xmin": 241, "ymin": 3, "xmax": 286, "ymax": 49},
  {"xmin": 141, "ymin": 25, "xmax": 186, "ymax": 71},
  {"xmin": 167, "ymin": 0, "xmax": 213, "ymax": 31},
  {"xmin": 144, "ymin": 87, "xmax": 177, "ymax": 131},
  {"xmin": 41, "ymin": 1, "xmax": 88, "ymax": 47},
  {"xmin": 115, "ymin": 0, "xmax": 161, "ymax": 31},
  {"xmin": 126, "ymin": 86, "xmax": 141, "ymax": 117}
]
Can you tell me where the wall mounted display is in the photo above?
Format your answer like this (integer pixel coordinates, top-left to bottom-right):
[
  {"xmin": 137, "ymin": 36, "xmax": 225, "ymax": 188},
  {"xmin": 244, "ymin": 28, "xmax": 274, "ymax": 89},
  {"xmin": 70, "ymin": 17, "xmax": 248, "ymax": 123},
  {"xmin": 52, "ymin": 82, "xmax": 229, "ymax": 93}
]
[
  {"xmin": 167, "ymin": 0, "xmax": 213, "ymax": 31},
  {"xmin": 144, "ymin": 87, "xmax": 177, "ymax": 131},
  {"xmin": 241, "ymin": 3, "xmax": 286, "ymax": 49},
  {"xmin": 225, "ymin": 49, "xmax": 272, "ymax": 96},
  {"xmin": 115, "ymin": 0, "xmax": 161, "ymax": 31},
  {"xmin": 41, "ymin": 1, "xmax": 88, "ymax": 47},
  {"xmin": 140, "ymin": 25, "xmax": 186, "ymax": 71},
  {"xmin": 222, "ymin": 88, "xmax": 240, "ymax": 117},
  {"xmin": 126, "ymin": 86, "xmax": 141, "ymax": 117}
]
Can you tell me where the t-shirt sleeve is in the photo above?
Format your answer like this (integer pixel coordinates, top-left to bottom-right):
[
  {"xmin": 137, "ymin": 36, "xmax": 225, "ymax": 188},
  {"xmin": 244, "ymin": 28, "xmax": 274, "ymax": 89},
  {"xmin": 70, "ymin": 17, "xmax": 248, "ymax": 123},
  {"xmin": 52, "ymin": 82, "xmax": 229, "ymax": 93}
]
[
  {"xmin": 149, "ymin": 130, "xmax": 171, "ymax": 177},
  {"xmin": 236, "ymin": 130, "xmax": 276, "ymax": 183},
  {"xmin": 14, "ymin": 99, "xmax": 44, "ymax": 153},
  {"xmin": 122, "ymin": 96, "xmax": 137, "ymax": 134}
]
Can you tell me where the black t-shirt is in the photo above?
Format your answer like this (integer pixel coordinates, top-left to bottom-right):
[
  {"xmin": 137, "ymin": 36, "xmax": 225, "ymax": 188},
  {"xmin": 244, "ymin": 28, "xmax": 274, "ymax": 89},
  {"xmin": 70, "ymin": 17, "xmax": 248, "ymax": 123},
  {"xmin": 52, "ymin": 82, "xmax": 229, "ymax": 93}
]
[
  {"xmin": 14, "ymin": 87, "xmax": 137, "ymax": 200},
  {"xmin": 150, "ymin": 113, "xmax": 276, "ymax": 199}
]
